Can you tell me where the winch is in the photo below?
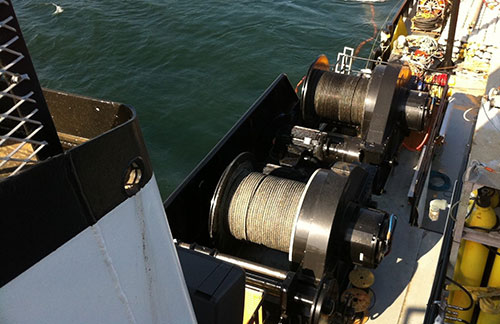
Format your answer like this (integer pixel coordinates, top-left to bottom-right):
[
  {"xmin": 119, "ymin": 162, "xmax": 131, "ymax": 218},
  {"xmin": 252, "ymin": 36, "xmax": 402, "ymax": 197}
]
[
  {"xmin": 164, "ymin": 73, "xmax": 398, "ymax": 323},
  {"xmin": 300, "ymin": 55, "xmax": 429, "ymax": 134},
  {"xmin": 282, "ymin": 55, "xmax": 430, "ymax": 193},
  {"xmin": 210, "ymin": 152, "xmax": 394, "ymax": 278}
]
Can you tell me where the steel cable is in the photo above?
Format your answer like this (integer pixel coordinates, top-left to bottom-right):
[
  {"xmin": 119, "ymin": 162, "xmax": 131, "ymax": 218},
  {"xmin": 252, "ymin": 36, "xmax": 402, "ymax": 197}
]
[
  {"xmin": 227, "ymin": 172, "xmax": 305, "ymax": 252},
  {"xmin": 413, "ymin": 15, "xmax": 443, "ymax": 31},
  {"xmin": 313, "ymin": 71, "xmax": 369, "ymax": 125}
]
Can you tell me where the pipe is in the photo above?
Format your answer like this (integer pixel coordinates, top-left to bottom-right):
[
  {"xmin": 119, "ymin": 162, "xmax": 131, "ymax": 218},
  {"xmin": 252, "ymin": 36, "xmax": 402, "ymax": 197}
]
[
  {"xmin": 438, "ymin": 98, "xmax": 454, "ymax": 139},
  {"xmin": 245, "ymin": 273, "xmax": 283, "ymax": 297},
  {"xmin": 216, "ymin": 254, "xmax": 288, "ymax": 281},
  {"xmin": 467, "ymin": 0, "xmax": 483, "ymax": 33},
  {"xmin": 442, "ymin": 0, "xmax": 461, "ymax": 67},
  {"xmin": 177, "ymin": 242, "xmax": 288, "ymax": 280}
]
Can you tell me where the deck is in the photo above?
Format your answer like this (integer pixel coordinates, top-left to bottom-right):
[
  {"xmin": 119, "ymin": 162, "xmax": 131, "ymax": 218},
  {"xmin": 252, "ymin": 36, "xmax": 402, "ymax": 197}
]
[{"xmin": 369, "ymin": 0, "xmax": 500, "ymax": 322}]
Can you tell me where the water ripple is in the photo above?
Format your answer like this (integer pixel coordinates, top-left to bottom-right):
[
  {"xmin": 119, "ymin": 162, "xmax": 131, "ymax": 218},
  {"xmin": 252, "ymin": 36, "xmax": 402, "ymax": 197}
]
[{"xmin": 14, "ymin": 0, "xmax": 399, "ymax": 195}]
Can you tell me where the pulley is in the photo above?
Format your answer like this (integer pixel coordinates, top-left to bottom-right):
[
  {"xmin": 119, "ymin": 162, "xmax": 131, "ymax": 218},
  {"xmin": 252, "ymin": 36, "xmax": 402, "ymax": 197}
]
[{"xmin": 210, "ymin": 152, "xmax": 396, "ymax": 279}]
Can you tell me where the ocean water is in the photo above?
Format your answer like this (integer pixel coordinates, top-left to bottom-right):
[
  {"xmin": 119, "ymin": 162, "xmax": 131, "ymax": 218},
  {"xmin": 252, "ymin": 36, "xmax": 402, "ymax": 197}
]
[{"xmin": 14, "ymin": 0, "xmax": 401, "ymax": 197}]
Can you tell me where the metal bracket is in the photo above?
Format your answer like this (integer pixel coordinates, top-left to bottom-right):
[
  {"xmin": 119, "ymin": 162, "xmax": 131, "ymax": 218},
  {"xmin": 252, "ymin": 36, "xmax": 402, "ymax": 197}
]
[{"xmin": 335, "ymin": 47, "xmax": 354, "ymax": 74}]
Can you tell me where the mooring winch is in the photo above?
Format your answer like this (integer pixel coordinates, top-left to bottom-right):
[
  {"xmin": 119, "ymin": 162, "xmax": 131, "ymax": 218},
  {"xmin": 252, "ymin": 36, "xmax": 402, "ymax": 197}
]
[
  {"xmin": 301, "ymin": 56, "xmax": 430, "ymax": 134},
  {"xmin": 283, "ymin": 55, "xmax": 430, "ymax": 193},
  {"xmin": 210, "ymin": 152, "xmax": 396, "ymax": 280},
  {"xmin": 164, "ymin": 73, "xmax": 399, "ymax": 324}
]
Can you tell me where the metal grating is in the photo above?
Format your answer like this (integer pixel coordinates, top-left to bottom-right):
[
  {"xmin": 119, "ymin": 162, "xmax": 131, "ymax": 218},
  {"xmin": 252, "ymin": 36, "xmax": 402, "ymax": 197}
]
[{"xmin": 0, "ymin": 0, "xmax": 62, "ymax": 178}]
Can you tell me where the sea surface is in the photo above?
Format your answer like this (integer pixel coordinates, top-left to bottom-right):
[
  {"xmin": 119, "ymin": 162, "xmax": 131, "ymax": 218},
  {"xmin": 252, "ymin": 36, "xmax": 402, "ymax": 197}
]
[{"xmin": 14, "ymin": 0, "xmax": 402, "ymax": 197}]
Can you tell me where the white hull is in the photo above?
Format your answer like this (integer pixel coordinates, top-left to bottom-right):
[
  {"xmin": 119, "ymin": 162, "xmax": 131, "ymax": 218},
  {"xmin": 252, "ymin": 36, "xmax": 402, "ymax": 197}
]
[{"xmin": 0, "ymin": 176, "xmax": 196, "ymax": 324}]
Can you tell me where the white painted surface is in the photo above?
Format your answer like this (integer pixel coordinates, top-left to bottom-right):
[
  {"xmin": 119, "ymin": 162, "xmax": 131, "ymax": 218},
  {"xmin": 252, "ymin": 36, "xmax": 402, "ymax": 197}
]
[{"xmin": 0, "ymin": 175, "xmax": 196, "ymax": 324}]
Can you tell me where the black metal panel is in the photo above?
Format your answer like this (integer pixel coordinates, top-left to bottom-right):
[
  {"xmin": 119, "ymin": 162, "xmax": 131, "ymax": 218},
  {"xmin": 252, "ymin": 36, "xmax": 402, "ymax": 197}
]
[
  {"xmin": 164, "ymin": 74, "xmax": 299, "ymax": 244},
  {"xmin": 363, "ymin": 64, "xmax": 400, "ymax": 144},
  {"xmin": 177, "ymin": 246, "xmax": 245, "ymax": 324},
  {"xmin": 1, "ymin": 155, "xmax": 88, "ymax": 287},
  {"xmin": 43, "ymin": 89, "xmax": 132, "ymax": 139},
  {"xmin": 0, "ymin": 91, "xmax": 152, "ymax": 286},
  {"xmin": 408, "ymin": 84, "xmax": 450, "ymax": 225}
]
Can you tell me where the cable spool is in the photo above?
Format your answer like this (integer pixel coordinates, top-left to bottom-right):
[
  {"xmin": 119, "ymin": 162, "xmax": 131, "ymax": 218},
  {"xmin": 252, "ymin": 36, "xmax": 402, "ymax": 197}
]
[
  {"xmin": 301, "ymin": 55, "xmax": 429, "ymax": 136},
  {"xmin": 228, "ymin": 171, "xmax": 305, "ymax": 253},
  {"xmin": 412, "ymin": 15, "xmax": 442, "ymax": 31},
  {"xmin": 301, "ymin": 57, "xmax": 369, "ymax": 126},
  {"xmin": 301, "ymin": 55, "xmax": 402, "ymax": 136},
  {"xmin": 210, "ymin": 153, "xmax": 394, "ymax": 279},
  {"xmin": 312, "ymin": 71, "xmax": 369, "ymax": 125},
  {"xmin": 210, "ymin": 152, "xmax": 320, "ymax": 257}
]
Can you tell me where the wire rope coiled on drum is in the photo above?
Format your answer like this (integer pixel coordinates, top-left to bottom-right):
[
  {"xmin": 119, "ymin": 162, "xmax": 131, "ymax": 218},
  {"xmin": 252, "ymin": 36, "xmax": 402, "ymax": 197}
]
[
  {"xmin": 228, "ymin": 172, "xmax": 305, "ymax": 253},
  {"xmin": 210, "ymin": 153, "xmax": 394, "ymax": 276},
  {"xmin": 313, "ymin": 71, "xmax": 370, "ymax": 126}
]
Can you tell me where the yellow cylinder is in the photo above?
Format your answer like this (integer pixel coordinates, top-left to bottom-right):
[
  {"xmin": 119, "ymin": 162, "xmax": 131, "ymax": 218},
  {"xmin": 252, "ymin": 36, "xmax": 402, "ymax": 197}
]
[
  {"xmin": 470, "ymin": 187, "xmax": 500, "ymax": 209},
  {"xmin": 449, "ymin": 204, "xmax": 497, "ymax": 323},
  {"xmin": 477, "ymin": 250, "xmax": 500, "ymax": 324}
]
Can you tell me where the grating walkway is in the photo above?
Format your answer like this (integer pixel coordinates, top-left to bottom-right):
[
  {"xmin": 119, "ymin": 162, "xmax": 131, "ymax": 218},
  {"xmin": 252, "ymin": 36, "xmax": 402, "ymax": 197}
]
[{"xmin": 0, "ymin": 0, "xmax": 62, "ymax": 178}]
